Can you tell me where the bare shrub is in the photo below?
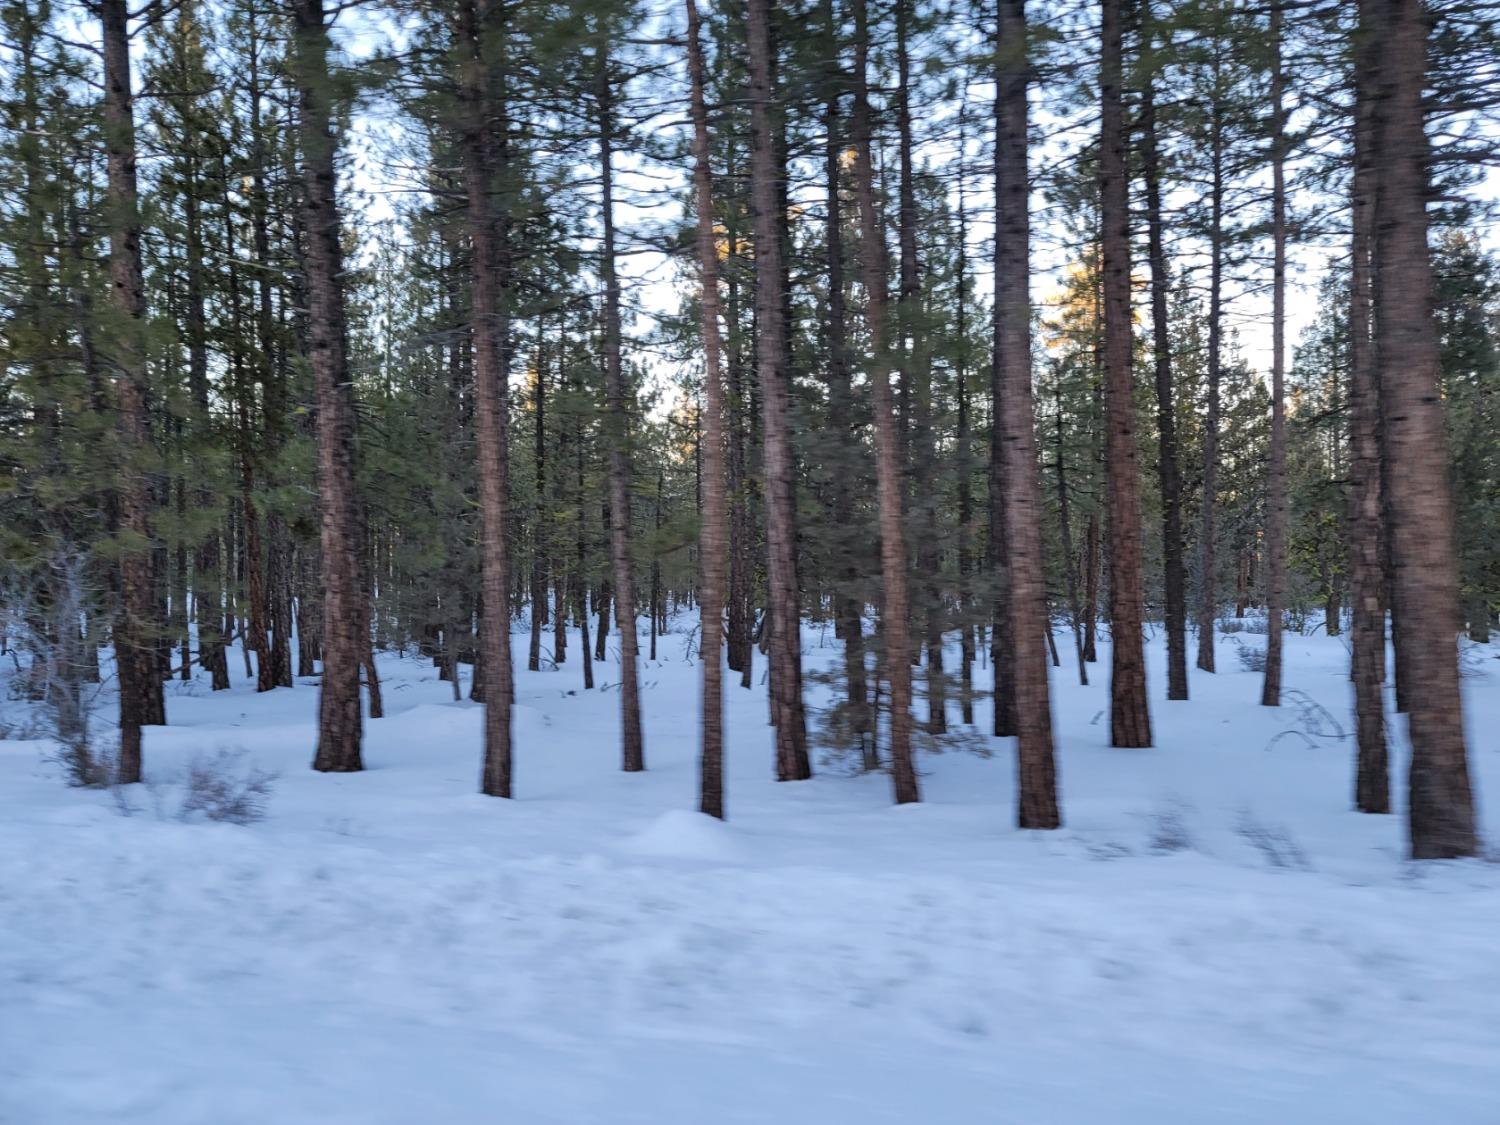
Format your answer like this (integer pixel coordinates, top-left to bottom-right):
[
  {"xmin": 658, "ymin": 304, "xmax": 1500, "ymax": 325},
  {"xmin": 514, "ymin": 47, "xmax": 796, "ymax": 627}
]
[
  {"xmin": 1235, "ymin": 642, "xmax": 1267, "ymax": 672},
  {"xmin": 1145, "ymin": 797, "xmax": 1195, "ymax": 853},
  {"xmin": 1235, "ymin": 808, "xmax": 1312, "ymax": 870},
  {"xmin": 1217, "ymin": 618, "xmax": 1246, "ymax": 635},
  {"xmin": 177, "ymin": 749, "xmax": 277, "ymax": 825}
]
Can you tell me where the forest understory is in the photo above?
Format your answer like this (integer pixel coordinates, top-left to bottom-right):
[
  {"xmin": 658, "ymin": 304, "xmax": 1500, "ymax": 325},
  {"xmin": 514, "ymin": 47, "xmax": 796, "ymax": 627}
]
[{"xmin": 2, "ymin": 617, "xmax": 1497, "ymax": 1125}]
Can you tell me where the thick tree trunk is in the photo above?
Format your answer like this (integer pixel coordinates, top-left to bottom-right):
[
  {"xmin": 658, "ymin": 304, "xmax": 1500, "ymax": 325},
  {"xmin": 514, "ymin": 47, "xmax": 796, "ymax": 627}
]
[
  {"xmin": 746, "ymin": 0, "xmax": 810, "ymax": 780},
  {"xmin": 1100, "ymin": 0, "xmax": 1152, "ymax": 748},
  {"xmin": 1261, "ymin": 1, "xmax": 1289, "ymax": 707},
  {"xmin": 101, "ymin": 0, "xmax": 163, "ymax": 783},
  {"xmin": 293, "ymin": 0, "xmax": 363, "ymax": 773},
  {"xmin": 457, "ymin": 0, "xmax": 517, "ymax": 794},
  {"xmin": 851, "ymin": 0, "xmax": 918, "ymax": 804},
  {"xmin": 1370, "ymin": 0, "xmax": 1476, "ymax": 857},
  {"xmin": 687, "ymin": 0, "xmax": 728, "ymax": 818},
  {"xmin": 997, "ymin": 0, "xmax": 1060, "ymax": 826}
]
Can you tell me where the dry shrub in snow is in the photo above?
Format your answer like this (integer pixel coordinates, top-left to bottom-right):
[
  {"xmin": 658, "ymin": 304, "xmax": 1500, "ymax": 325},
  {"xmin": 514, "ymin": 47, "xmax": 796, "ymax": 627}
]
[{"xmin": 177, "ymin": 749, "xmax": 277, "ymax": 825}]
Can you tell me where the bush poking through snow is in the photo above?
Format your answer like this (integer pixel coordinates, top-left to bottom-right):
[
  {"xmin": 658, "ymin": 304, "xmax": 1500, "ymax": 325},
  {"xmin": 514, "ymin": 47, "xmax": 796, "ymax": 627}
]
[
  {"xmin": 177, "ymin": 749, "xmax": 277, "ymax": 825},
  {"xmin": 51, "ymin": 736, "xmax": 116, "ymax": 789},
  {"xmin": 1234, "ymin": 640, "xmax": 1268, "ymax": 672},
  {"xmin": 1146, "ymin": 797, "xmax": 1196, "ymax": 854},
  {"xmin": 1235, "ymin": 808, "xmax": 1312, "ymax": 871}
]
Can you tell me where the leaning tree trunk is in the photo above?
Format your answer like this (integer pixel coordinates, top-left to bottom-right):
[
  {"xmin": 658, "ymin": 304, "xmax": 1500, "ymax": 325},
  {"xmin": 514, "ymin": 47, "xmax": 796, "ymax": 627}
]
[
  {"xmin": 746, "ymin": 0, "xmax": 810, "ymax": 780},
  {"xmin": 851, "ymin": 0, "xmax": 918, "ymax": 804},
  {"xmin": 596, "ymin": 42, "xmax": 645, "ymax": 774},
  {"xmin": 1260, "ymin": 0, "xmax": 1289, "ymax": 708},
  {"xmin": 687, "ymin": 0, "xmax": 728, "ymax": 818},
  {"xmin": 293, "ymin": 0, "xmax": 363, "ymax": 773},
  {"xmin": 457, "ymin": 0, "xmax": 516, "ymax": 796},
  {"xmin": 101, "ymin": 0, "xmax": 164, "ymax": 783},
  {"xmin": 997, "ymin": 0, "xmax": 1060, "ymax": 827},
  {"xmin": 1370, "ymin": 0, "xmax": 1476, "ymax": 858},
  {"xmin": 1100, "ymin": 0, "xmax": 1152, "ymax": 748}
]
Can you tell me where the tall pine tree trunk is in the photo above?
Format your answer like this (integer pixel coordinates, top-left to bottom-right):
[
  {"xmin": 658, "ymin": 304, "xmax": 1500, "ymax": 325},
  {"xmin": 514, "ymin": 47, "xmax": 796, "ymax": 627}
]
[
  {"xmin": 1139, "ymin": 7, "xmax": 1187, "ymax": 701},
  {"xmin": 687, "ymin": 0, "xmax": 727, "ymax": 818},
  {"xmin": 1100, "ymin": 0, "xmax": 1152, "ymax": 747},
  {"xmin": 997, "ymin": 0, "xmax": 1059, "ymax": 826},
  {"xmin": 101, "ymin": 0, "xmax": 163, "ymax": 783},
  {"xmin": 595, "ymin": 42, "xmax": 645, "ymax": 773},
  {"xmin": 746, "ymin": 0, "xmax": 810, "ymax": 780},
  {"xmin": 1260, "ymin": 0, "xmax": 1288, "ymax": 707},
  {"xmin": 457, "ymin": 0, "xmax": 517, "ymax": 794},
  {"xmin": 293, "ymin": 0, "xmax": 363, "ymax": 773},
  {"xmin": 1370, "ymin": 0, "xmax": 1476, "ymax": 857},
  {"xmin": 852, "ymin": 0, "xmax": 918, "ymax": 804},
  {"xmin": 1349, "ymin": 7, "xmax": 1388, "ymax": 814}
]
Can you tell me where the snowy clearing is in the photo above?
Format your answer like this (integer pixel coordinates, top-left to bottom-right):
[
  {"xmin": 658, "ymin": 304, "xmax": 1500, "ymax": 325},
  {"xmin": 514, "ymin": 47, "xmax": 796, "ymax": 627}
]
[{"xmin": 3, "ymin": 623, "xmax": 1498, "ymax": 1123}]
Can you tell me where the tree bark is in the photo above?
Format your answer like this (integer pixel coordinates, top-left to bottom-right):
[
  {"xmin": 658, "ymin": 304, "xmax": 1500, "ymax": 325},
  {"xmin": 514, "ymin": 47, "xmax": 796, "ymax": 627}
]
[
  {"xmin": 1139, "ymin": 5, "xmax": 1187, "ymax": 701},
  {"xmin": 746, "ymin": 0, "xmax": 810, "ymax": 780},
  {"xmin": 1260, "ymin": 0, "xmax": 1289, "ymax": 708},
  {"xmin": 457, "ymin": 0, "xmax": 517, "ymax": 795},
  {"xmin": 101, "ymin": 0, "xmax": 163, "ymax": 783},
  {"xmin": 595, "ymin": 43, "xmax": 645, "ymax": 773},
  {"xmin": 293, "ymin": 0, "xmax": 363, "ymax": 773},
  {"xmin": 1369, "ymin": 0, "xmax": 1476, "ymax": 857},
  {"xmin": 996, "ymin": 0, "xmax": 1060, "ymax": 826},
  {"xmin": 687, "ymin": 0, "xmax": 728, "ymax": 818},
  {"xmin": 1100, "ymin": 0, "xmax": 1152, "ymax": 747},
  {"xmin": 851, "ymin": 0, "xmax": 918, "ymax": 804}
]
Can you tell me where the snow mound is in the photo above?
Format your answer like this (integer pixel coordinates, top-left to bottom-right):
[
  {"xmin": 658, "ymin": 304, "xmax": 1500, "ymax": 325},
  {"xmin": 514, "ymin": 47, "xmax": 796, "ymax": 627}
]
[{"xmin": 619, "ymin": 809, "xmax": 745, "ymax": 863}]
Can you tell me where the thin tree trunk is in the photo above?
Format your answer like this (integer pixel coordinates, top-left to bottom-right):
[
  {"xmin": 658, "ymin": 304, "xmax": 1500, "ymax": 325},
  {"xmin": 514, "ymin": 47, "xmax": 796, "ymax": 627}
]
[
  {"xmin": 294, "ymin": 0, "xmax": 363, "ymax": 773},
  {"xmin": 1260, "ymin": 1, "xmax": 1288, "ymax": 708},
  {"xmin": 1100, "ymin": 0, "xmax": 1152, "ymax": 748},
  {"xmin": 529, "ymin": 330, "xmax": 547, "ymax": 673},
  {"xmin": 1055, "ymin": 383, "xmax": 1088, "ymax": 686},
  {"xmin": 101, "ymin": 0, "xmax": 162, "ymax": 783},
  {"xmin": 851, "ymin": 0, "xmax": 918, "ymax": 804},
  {"xmin": 457, "ymin": 0, "xmax": 517, "ymax": 795},
  {"xmin": 1139, "ymin": 6, "xmax": 1187, "ymax": 701},
  {"xmin": 687, "ymin": 0, "xmax": 728, "ymax": 818},
  {"xmin": 746, "ymin": 0, "xmax": 810, "ymax": 780},
  {"xmin": 821, "ymin": 0, "xmax": 870, "ymax": 756},
  {"xmin": 594, "ymin": 50, "xmax": 645, "ymax": 773},
  {"xmin": 1195, "ymin": 39, "xmax": 1228, "ymax": 675}
]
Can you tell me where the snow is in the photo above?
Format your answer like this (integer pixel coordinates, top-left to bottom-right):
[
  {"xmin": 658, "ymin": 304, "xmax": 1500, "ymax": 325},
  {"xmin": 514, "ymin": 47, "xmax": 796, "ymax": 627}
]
[{"xmin": 2, "ymin": 620, "xmax": 1498, "ymax": 1123}]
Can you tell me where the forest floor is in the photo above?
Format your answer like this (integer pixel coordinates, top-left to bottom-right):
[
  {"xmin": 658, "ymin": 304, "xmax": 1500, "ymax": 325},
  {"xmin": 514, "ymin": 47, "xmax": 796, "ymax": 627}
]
[{"xmin": 2, "ymin": 618, "xmax": 1498, "ymax": 1124}]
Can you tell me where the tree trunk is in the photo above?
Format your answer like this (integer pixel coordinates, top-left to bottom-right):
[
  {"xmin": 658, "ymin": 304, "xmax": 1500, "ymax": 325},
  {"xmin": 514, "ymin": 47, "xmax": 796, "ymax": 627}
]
[
  {"xmin": 593, "ymin": 49, "xmax": 646, "ymax": 771},
  {"xmin": 1139, "ymin": 6, "xmax": 1187, "ymax": 701},
  {"xmin": 1195, "ymin": 41, "xmax": 1227, "ymax": 676},
  {"xmin": 746, "ymin": 0, "xmax": 810, "ymax": 780},
  {"xmin": 851, "ymin": 0, "xmax": 918, "ymax": 804},
  {"xmin": 822, "ymin": 0, "xmax": 870, "ymax": 757},
  {"xmin": 529, "ymin": 330, "xmax": 547, "ymax": 674},
  {"xmin": 101, "ymin": 0, "xmax": 163, "ymax": 783},
  {"xmin": 687, "ymin": 0, "xmax": 728, "ymax": 818},
  {"xmin": 293, "ymin": 0, "xmax": 363, "ymax": 773},
  {"xmin": 1100, "ymin": 0, "xmax": 1152, "ymax": 748},
  {"xmin": 1370, "ymin": 0, "xmax": 1476, "ymax": 857},
  {"xmin": 1260, "ymin": 1, "xmax": 1289, "ymax": 708},
  {"xmin": 457, "ymin": 0, "xmax": 518, "ymax": 795},
  {"xmin": 996, "ymin": 0, "xmax": 1060, "ymax": 826}
]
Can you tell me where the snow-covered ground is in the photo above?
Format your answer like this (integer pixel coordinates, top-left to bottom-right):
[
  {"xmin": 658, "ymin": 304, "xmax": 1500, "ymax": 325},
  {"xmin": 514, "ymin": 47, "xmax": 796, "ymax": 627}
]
[{"xmin": 2, "ymin": 619, "xmax": 1497, "ymax": 1124}]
